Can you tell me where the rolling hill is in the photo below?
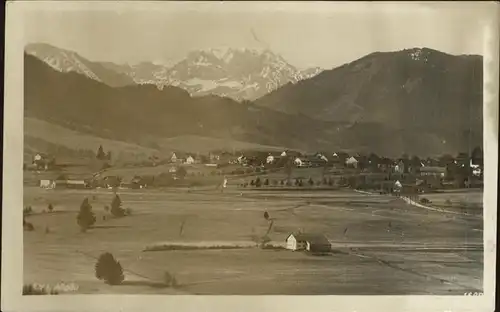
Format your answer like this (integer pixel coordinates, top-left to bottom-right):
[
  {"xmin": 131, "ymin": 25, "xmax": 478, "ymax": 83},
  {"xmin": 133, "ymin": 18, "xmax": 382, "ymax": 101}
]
[
  {"xmin": 255, "ymin": 47, "xmax": 483, "ymax": 154},
  {"xmin": 24, "ymin": 47, "xmax": 483, "ymax": 158}
]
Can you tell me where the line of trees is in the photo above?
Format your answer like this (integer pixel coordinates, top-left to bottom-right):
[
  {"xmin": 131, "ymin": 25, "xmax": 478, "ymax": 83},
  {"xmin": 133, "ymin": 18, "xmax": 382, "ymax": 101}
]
[{"xmin": 245, "ymin": 177, "xmax": 335, "ymax": 188}]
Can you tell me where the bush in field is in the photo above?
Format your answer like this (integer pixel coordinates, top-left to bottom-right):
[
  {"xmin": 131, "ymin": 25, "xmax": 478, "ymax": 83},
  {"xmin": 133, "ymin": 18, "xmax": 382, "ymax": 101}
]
[
  {"xmin": 95, "ymin": 252, "xmax": 125, "ymax": 285},
  {"xmin": 48, "ymin": 203, "xmax": 54, "ymax": 213},
  {"xmin": 264, "ymin": 178, "xmax": 269, "ymax": 186},
  {"xmin": 295, "ymin": 178, "xmax": 300, "ymax": 186},
  {"xmin": 420, "ymin": 197, "xmax": 431, "ymax": 204},
  {"xmin": 163, "ymin": 271, "xmax": 178, "ymax": 288},
  {"xmin": 76, "ymin": 198, "xmax": 96, "ymax": 232},
  {"xmin": 280, "ymin": 180, "xmax": 285, "ymax": 186},
  {"xmin": 255, "ymin": 177, "xmax": 262, "ymax": 187},
  {"xmin": 323, "ymin": 177, "xmax": 328, "ymax": 185},
  {"xmin": 111, "ymin": 195, "xmax": 126, "ymax": 217}
]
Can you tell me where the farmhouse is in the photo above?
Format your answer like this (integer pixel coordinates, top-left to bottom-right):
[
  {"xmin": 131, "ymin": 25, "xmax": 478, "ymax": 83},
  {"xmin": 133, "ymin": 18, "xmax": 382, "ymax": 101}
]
[
  {"xmin": 39, "ymin": 179, "xmax": 56, "ymax": 189},
  {"xmin": 185, "ymin": 155, "xmax": 195, "ymax": 165},
  {"xmin": 266, "ymin": 154, "xmax": 275, "ymax": 164},
  {"xmin": 315, "ymin": 153, "xmax": 329, "ymax": 162},
  {"xmin": 170, "ymin": 152, "xmax": 187, "ymax": 164},
  {"xmin": 66, "ymin": 180, "xmax": 87, "ymax": 189},
  {"xmin": 294, "ymin": 157, "xmax": 304, "ymax": 167},
  {"xmin": 32, "ymin": 153, "xmax": 55, "ymax": 170},
  {"xmin": 418, "ymin": 166, "xmax": 446, "ymax": 178},
  {"xmin": 393, "ymin": 180, "xmax": 403, "ymax": 193},
  {"xmin": 285, "ymin": 232, "xmax": 331, "ymax": 252},
  {"xmin": 394, "ymin": 160, "xmax": 405, "ymax": 174},
  {"xmin": 237, "ymin": 155, "xmax": 247, "ymax": 164},
  {"xmin": 345, "ymin": 156, "xmax": 359, "ymax": 168}
]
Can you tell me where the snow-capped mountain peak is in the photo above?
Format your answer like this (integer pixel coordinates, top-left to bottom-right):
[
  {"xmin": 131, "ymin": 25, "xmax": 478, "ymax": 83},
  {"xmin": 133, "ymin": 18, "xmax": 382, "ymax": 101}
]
[{"xmin": 25, "ymin": 43, "xmax": 323, "ymax": 101}]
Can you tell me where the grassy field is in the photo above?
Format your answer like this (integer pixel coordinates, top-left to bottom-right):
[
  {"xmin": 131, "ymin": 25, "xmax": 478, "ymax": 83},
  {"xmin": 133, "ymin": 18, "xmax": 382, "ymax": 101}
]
[{"xmin": 23, "ymin": 186, "xmax": 483, "ymax": 295}]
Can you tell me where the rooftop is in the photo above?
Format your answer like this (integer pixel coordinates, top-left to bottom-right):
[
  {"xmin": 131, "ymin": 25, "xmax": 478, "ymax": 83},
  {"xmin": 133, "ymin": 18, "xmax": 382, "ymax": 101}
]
[{"xmin": 287, "ymin": 232, "xmax": 330, "ymax": 245}]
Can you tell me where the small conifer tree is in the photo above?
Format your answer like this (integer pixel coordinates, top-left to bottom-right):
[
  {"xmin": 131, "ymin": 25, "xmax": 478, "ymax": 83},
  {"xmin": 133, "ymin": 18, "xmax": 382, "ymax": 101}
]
[{"xmin": 76, "ymin": 198, "xmax": 96, "ymax": 232}]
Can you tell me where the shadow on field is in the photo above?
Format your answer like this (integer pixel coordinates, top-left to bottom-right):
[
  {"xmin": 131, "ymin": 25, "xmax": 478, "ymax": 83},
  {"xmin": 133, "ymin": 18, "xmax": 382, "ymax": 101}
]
[
  {"xmin": 91, "ymin": 225, "xmax": 131, "ymax": 229},
  {"xmin": 120, "ymin": 280, "xmax": 169, "ymax": 289}
]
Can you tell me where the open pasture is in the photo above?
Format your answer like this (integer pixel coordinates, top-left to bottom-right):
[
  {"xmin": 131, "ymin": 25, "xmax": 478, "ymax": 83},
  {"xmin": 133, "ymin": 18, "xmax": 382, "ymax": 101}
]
[{"xmin": 23, "ymin": 186, "xmax": 483, "ymax": 295}]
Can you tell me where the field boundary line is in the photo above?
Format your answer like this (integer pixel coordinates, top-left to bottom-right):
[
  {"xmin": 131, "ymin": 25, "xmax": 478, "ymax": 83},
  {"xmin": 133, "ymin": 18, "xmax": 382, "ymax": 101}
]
[{"xmin": 400, "ymin": 196, "xmax": 477, "ymax": 217}]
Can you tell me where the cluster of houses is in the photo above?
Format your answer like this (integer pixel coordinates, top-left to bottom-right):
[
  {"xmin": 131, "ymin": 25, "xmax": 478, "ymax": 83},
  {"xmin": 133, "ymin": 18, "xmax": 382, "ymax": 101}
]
[
  {"xmin": 234, "ymin": 149, "xmax": 483, "ymax": 179},
  {"xmin": 32, "ymin": 146, "xmax": 484, "ymax": 191}
]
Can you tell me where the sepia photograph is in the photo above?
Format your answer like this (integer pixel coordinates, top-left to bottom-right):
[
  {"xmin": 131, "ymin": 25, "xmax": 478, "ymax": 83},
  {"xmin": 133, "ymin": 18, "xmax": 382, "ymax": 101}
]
[{"xmin": 2, "ymin": 1, "xmax": 498, "ymax": 312}]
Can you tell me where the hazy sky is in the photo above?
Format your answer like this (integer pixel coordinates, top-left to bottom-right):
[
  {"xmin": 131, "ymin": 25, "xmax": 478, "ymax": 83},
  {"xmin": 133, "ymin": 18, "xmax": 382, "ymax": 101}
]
[{"xmin": 23, "ymin": 2, "xmax": 489, "ymax": 69}]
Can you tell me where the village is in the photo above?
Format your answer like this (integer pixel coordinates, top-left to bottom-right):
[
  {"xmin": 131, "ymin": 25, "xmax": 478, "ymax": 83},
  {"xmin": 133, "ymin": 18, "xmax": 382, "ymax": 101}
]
[{"xmin": 28, "ymin": 145, "xmax": 484, "ymax": 198}]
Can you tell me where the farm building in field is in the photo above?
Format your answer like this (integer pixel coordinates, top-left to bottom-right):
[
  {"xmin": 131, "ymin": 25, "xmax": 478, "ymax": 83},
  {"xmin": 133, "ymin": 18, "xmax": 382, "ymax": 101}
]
[
  {"xmin": 39, "ymin": 179, "xmax": 56, "ymax": 189},
  {"xmin": 285, "ymin": 232, "xmax": 331, "ymax": 252},
  {"xmin": 66, "ymin": 180, "xmax": 87, "ymax": 189}
]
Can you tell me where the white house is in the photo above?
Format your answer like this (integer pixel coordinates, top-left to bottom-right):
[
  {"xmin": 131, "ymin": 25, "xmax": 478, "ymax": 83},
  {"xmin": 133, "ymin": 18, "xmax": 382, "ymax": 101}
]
[
  {"xmin": 185, "ymin": 155, "xmax": 195, "ymax": 165},
  {"xmin": 266, "ymin": 155, "xmax": 275, "ymax": 164},
  {"xmin": 472, "ymin": 168, "xmax": 482, "ymax": 177},
  {"xmin": 345, "ymin": 156, "xmax": 359, "ymax": 168},
  {"xmin": 394, "ymin": 180, "xmax": 403, "ymax": 193},
  {"xmin": 285, "ymin": 232, "xmax": 331, "ymax": 252},
  {"xmin": 394, "ymin": 160, "xmax": 405, "ymax": 174},
  {"xmin": 294, "ymin": 157, "xmax": 304, "ymax": 167},
  {"xmin": 168, "ymin": 166, "xmax": 177, "ymax": 173},
  {"xmin": 170, "ymin": 153, "xmax": 178, "ymax": 163},
  {"xmin": 471, "ymin": 159, "xmax": 482, "ymax": 177},
  {"xmin": 237, "ymin": 155, "xmax": 246, "ymax": 164},
  {"xmin": 39, "ymin": 179, "xmax": 55, "ymax": 189},
  {"xmin": 281, "ymin": 151, "xmax": 287, "ymax": 157},
  {"xmin": 34, "ymin": 154, "xmax": 42, "ymax": 162}
]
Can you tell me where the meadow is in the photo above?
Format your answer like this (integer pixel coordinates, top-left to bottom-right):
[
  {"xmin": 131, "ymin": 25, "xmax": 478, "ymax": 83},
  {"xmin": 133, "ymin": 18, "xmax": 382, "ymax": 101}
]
[{"xmin": 23, "ymin": 185, "xmax": 483, "ymax": 295}]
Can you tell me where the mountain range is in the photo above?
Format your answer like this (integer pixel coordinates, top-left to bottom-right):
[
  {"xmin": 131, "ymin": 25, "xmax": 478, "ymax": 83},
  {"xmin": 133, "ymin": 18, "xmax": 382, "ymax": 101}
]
[
  {"xmin": 23, "ymin": 45, "xmax": 483, "ymax": 160},
  {"xmin": 25, "ymin": 43, "xmax": 322, "ymax": 101}
]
